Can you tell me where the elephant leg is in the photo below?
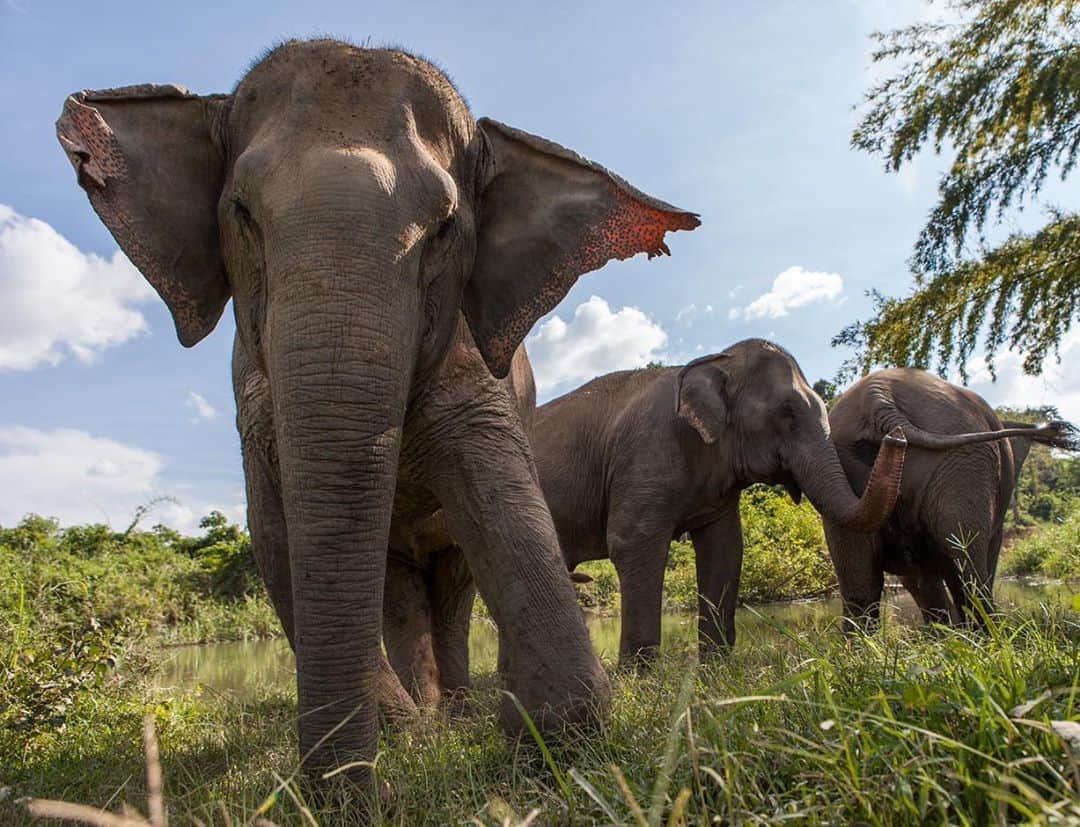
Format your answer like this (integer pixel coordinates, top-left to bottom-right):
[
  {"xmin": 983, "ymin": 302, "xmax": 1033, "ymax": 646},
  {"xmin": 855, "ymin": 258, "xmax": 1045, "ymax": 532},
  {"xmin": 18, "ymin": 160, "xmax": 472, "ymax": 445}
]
[
  {"xmin": 823, "ymin": 521, "xmax": 885, "ymax": 631},
  {"xmin": 937, "ymin": 526, "xmax": 995, "ymax": 629},
  {"xmin": 608, "ymin": 515, "xmax": 672, "ymax": 668},
  {"xmin": 945, "ymin": 546, "xmax": 996, "ymax": 629},
  {"xmin": 900, "ymin": 572, "xmax": 955, "ymax": 625},
  {"xmin": 690, "ymin": 498, "xmax": 743, "ymax": 656},
  {"xmin": 382, "ymin": 555, "xmax": 441, "ymax": 709},
  {"xmin": 430, "ymin": 546, "xmax": 476, "ymax": 706},
  {"xmin": 422, "ymin": 407, "xmax": 609, "ymax": 734}
]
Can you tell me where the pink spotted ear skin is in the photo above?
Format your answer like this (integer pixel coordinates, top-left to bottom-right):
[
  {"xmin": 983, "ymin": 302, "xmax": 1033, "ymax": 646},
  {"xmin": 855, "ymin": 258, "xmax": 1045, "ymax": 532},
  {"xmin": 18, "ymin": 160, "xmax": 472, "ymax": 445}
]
[
  {"xmin": 485, "ymin": 187, "xmax": 701, "ymax": 376},
  {"xmin": 467, "ymin": 118, "xmax": 700, "ymax": 379},
  {"xmin": 56, "ymin": 97, "xmax": 125, "ymax": 189},
  {"xmin": 55, "ymin": 86, "xmax": 230, "ymax": 348}
]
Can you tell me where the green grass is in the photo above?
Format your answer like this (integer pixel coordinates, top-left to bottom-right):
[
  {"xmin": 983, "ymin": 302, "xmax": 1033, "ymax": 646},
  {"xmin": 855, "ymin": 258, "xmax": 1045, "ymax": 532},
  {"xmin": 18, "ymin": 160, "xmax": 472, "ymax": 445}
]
[
  {"xmin": 2, "ymin": 602, "xmax": 1077, "ymax": 825},
  {"xmin": 3, "ymin": 500, "xmax": 1079, "ymax": 824}
]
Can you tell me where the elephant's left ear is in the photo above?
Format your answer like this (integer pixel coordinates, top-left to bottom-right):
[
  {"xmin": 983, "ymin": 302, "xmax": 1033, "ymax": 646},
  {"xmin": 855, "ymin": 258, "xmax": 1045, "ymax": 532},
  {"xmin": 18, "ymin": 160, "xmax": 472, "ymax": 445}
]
[{"xmin": 465, "ymin": 118, "xmax": 700, "ymax": 377}]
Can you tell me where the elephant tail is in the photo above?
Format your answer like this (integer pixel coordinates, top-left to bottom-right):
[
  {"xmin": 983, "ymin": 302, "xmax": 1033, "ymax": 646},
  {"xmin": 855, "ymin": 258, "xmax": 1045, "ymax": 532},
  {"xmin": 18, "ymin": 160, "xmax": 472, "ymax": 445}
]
[
  {"xmin": 873, "ymin": 407, "xmax": 1079, "ymax": 453},
  {"xmin": 1000, "ymin": 420, "xmax": 1080, "ymax": 451}
]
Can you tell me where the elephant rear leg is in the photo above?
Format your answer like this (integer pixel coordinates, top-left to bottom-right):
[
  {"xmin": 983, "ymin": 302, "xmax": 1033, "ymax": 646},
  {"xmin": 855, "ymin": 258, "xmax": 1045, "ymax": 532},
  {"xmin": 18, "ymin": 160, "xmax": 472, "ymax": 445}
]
[
  {"xmin": 900, "ymin": 571, "xmax": 957, "ymax": 626},
  {"xmin": 937, "ymin": 529, "xmax": 996, "ymax": 629},
  {"xmin": 690, "ymin": 499, "xmax": 743, "ymax": 656},
  {"xmin": 430, "ymin": 546, "xmax": 476, "ymax": 711},
  {"xmin": 383, "ymin": 556, "xmax": 442, "ymax": 710},
  {"xmin": 608, "ymin": 515, "xmax": 674, "ymax": 668}
]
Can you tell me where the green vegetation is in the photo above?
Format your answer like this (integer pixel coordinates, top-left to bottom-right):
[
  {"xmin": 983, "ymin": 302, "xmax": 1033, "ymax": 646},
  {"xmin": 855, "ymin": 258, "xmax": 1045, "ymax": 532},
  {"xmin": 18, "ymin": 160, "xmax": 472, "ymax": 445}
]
[
  {"xmin": 1004, "ymin": 508, "xmax": 1080, "ymax": 579},
  {"xmin": 837, "ymin": 0, "xmax": 1080, "ymax": 381},
  {"xmin": 3, "ymin": 601, "xmax": 1078, "ymax": 824},
  {"xmin": 2, "ymin": 488, "xmax": 1078, "ymax": 824},
  {"xmin": 0, "ymin": 511, "xmax": 277, "ymax": 764}
]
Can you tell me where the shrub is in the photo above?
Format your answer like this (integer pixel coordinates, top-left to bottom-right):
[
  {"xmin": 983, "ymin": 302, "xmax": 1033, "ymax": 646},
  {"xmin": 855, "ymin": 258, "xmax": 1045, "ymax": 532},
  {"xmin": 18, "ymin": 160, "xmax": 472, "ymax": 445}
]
[{"xmin": 1002, "ymin": 504, "xmax": 1080, "ymax": 579}]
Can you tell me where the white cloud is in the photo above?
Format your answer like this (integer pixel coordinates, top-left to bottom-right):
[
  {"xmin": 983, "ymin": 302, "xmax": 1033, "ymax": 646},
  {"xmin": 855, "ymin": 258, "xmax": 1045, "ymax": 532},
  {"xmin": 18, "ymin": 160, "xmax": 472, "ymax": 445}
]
[
  {"xmin": 526, "ymin": 295, "xmax": 668, "ymax": 395},
  {"xmin": 186, "ymin": 391, "xmax": 218, "ymax": 421},
  {"xmin": 0, "ymin": 426, "xmax": 243, "ymax": 535},
  {"xmin": 962, "ymin": 329, "xmax": 1080, "ymax": 424},
  {"xmin": 0, "ymin": 204, "xmax": 155, "ymax": 371},
  {"xmin": 675, "ymin": 303, "xmax": 714, "ymax": 327},
  {"xmin": 731, "ymin": 266, "xmax": 845, "ymax": 320}
]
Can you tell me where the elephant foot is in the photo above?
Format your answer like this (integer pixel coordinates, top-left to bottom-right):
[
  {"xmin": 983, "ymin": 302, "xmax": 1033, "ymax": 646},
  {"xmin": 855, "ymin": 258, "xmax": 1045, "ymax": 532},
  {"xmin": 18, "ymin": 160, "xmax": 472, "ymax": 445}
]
[
  {"xmin": 439, "ymin": 687, "xmax": 475, "ymax": 720},
  {"xmin": 376, "ymin": 657, "xmax": 421, "ymax": 731},
  {"xmin": 616, "ymin": 644, "xmax": 661, "ymax": 673},
  {"xmin": 499, "ymin": 659, "xmax": 611, "ymax": 739}
]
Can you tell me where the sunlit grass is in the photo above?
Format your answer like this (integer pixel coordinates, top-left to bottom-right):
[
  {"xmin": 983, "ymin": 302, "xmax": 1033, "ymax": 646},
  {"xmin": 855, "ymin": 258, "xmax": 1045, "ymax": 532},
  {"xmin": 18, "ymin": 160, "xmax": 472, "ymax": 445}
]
[{"xmin": 4, "ymin": 600, "xmax": 1078, "ymax": 825}]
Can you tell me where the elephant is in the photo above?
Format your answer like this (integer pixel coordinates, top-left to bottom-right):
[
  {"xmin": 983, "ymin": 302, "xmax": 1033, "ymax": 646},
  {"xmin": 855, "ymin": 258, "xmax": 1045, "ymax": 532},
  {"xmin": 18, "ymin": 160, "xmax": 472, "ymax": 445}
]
[
  {"xmin": 823, "ymin": 367, "xmax": 1075, "ymax": 629},
  {"xmin": 381, "ymin": 344, "xmax": 535, "ymax": 710},
  {"xmin": 56, "ymin": 39, "xmax": 699, "ymax": 783},
  {"xmin": 381, "ymin": 338, "xmax": 909, "ymax": 699}
]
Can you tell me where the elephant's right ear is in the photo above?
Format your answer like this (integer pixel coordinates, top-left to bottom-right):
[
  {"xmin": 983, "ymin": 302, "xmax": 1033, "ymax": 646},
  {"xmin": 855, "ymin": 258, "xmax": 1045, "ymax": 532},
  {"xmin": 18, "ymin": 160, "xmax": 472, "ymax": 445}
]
[
  {"xmin": 56, "ymin": 85, "xmax": 231, "ymax": 347},
  {"xmin": 676, "ymin": 354, "xmax": 731, "ymax": 445},
  {"xmin": 465, "ymin": 118, "xmax": 700, "ymax": 378}
]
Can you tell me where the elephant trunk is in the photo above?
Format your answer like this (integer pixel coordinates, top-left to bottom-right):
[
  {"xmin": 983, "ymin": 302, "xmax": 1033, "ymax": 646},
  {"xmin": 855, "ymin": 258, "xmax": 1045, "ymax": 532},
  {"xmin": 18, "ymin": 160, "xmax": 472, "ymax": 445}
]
[
  {"xmin": 792, "ymin": 428, "xmax": 907, "ymax": 533},
  {"xmin": 265, "ymin": 215, "xmax": 419, "ymax": 781}
]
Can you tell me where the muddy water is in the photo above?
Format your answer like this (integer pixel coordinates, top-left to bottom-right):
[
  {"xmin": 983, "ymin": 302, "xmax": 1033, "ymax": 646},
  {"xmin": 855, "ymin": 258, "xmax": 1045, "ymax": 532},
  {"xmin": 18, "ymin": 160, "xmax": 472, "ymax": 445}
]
[{"xmin": 155, "ymin": 579, "xmax": 1076, "ymax": 697}]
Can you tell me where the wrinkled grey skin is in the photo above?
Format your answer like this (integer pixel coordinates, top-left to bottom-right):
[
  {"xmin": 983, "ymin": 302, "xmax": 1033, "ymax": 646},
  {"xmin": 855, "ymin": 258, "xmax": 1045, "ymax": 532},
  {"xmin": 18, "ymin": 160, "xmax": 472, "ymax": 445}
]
[
  {"xmin": 824, "ymin": 368, "xmax": 1075, "ymax": 629},
  {"xmin": 382, "ymin": 339, "xmax": 908, "ymax": 702},
  {"xmin": 56, "ymin": 39, "xmax": 699, "ymax": 782},
  {"xmin": 381, "ymin": 345, "xmax": 535, "ymax": 709}
]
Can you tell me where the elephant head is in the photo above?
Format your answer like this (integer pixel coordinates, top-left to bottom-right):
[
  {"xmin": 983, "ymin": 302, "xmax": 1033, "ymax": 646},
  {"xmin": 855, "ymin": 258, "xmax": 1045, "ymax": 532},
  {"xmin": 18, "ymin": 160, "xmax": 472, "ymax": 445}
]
[
  {"xmin": 675, "ymin": 339, "xmax": 906, "ymax": 531},
  {"xmin": 56, "ymin": 40, "xmax": 698, "ymax": 776}
]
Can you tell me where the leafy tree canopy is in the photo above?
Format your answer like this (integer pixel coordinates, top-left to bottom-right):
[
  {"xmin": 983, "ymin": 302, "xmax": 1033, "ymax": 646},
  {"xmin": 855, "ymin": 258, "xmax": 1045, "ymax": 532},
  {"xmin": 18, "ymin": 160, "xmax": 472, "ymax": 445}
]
[{"xmin": 836, "ymin": 0, "xmax": 1080, "ymax": 382}]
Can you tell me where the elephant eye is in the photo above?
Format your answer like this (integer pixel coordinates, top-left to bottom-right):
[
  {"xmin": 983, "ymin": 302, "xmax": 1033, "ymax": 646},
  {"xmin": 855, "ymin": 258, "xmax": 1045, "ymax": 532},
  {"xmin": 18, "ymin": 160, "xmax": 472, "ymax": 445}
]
[
  {"xmin": 232, "ymin": 196, "xmax": 254, "ymax": 225},
  {"xmin": 432, "ymin": 214, "xmax": 456, "ymax": 242}
]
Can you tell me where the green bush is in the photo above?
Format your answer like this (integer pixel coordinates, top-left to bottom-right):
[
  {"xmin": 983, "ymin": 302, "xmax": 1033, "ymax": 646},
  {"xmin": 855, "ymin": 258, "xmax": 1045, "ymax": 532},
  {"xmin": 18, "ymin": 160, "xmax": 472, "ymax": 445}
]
[
  {"xmin": 0, "ymin": 512, "xmax": 277, "ymax": 748},
  {"xmin": 1002, "ymin": 504, "xmax": 1080, "ymax": 579}
]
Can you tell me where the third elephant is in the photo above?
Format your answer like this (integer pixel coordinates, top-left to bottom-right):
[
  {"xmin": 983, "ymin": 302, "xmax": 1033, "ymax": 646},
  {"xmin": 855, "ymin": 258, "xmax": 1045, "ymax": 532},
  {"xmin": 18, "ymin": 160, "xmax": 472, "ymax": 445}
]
[{"xmin": 823, "ymin": 368, "xmax": 1076, "ymax": 629}]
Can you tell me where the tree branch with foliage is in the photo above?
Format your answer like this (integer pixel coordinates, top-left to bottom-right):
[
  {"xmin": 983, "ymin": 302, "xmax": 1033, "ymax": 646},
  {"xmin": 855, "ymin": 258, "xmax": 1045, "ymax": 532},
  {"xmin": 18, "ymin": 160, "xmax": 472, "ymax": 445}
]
[{"xmin": 836, "ymin": 0, "xmax": 1080, "ymax": 381}]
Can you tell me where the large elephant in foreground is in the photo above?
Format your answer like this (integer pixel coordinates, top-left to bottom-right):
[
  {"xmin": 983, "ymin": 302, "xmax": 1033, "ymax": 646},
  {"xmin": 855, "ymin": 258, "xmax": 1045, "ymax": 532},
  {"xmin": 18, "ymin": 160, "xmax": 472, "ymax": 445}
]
[
  {"xmin": 383, "ymin": 339, "xmax": 908, "ymax": 697},
  {"xmin": 57, "ymin": 39, "xmax": 699, "ymax": 781},
  {"xmin": 824, "ymin": 368, "xmax": 1075, "ymax": 628}
]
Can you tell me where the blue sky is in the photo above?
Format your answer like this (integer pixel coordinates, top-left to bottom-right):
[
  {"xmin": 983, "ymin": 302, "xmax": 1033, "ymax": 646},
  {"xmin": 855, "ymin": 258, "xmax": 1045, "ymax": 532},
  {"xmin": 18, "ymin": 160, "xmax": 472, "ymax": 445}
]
[{"xmin": 2, "ymin": 0, "xmax": 1077, "ymax": 531}]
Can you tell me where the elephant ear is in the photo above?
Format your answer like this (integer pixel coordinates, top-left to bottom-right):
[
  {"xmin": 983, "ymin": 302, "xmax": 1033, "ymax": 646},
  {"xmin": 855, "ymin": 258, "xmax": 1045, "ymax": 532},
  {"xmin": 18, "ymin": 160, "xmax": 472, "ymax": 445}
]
[
  {"xmin": 675, "ymin": 354, "xmax": 731, "ymax": 445},
  {"xmin": 466, "ymin": 118, "xmax": 700, "ymax": 377},
  {"xmin": 56, "ymin": 85, "xmax": 231, "ymax": 347}
]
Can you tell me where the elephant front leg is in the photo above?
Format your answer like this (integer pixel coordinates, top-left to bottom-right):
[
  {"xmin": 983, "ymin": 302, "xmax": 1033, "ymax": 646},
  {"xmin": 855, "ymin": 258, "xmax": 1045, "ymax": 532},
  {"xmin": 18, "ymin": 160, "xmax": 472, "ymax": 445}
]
[
  {"xmin": 690, "ymin": 499, "xmax": 743, "ymax": 656},
  {"xmin": 422, "ymin": 410, "xmax": 610, "ymax": 734},
  {"xmin": 241, "ymin": 440, "xmax": 298, "ymax": 647},
  {"xmin": 823, "ymin": 522, "xmax": 885, "ymax": 631},
  {"xmin": 241, "ymin": 423, "xmax": 416, "ymax": 726}
]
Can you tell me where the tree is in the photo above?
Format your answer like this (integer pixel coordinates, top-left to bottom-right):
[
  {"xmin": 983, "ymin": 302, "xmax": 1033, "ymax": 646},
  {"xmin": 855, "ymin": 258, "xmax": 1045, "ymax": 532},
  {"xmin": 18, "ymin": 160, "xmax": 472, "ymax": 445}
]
[
  {"xmin": 996, "ymin": 404, "xmax": 1080, "ymax": 525},
  {"xmin": 835, "ymin": 0, "xmax": 1080, "ymax": 382},
  {"xmin": 813, "ymin": 378, "xmax": 838, "ymax": 405}
]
